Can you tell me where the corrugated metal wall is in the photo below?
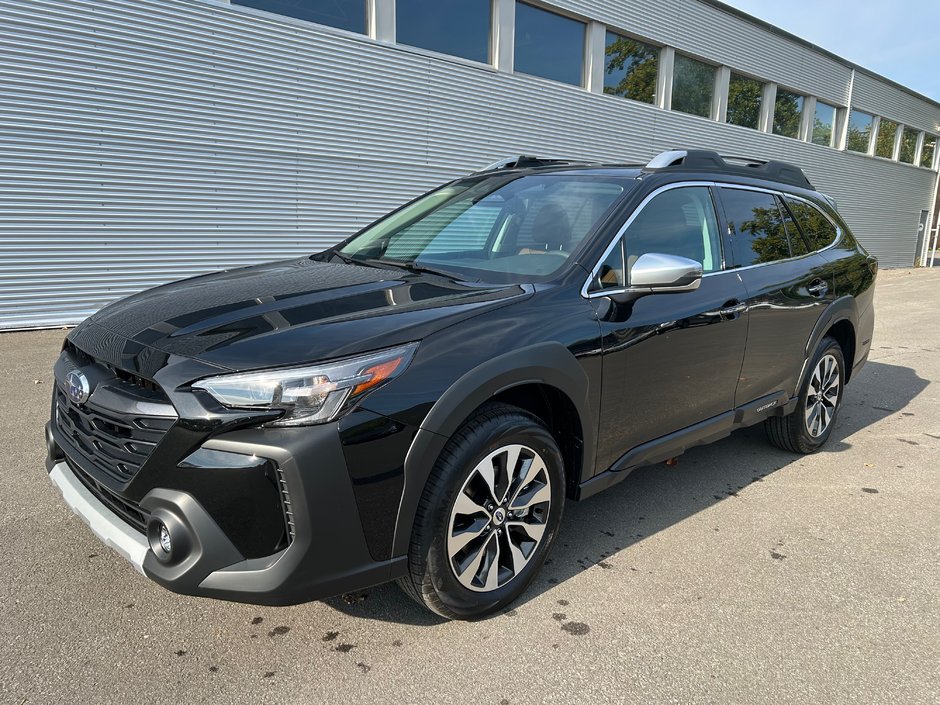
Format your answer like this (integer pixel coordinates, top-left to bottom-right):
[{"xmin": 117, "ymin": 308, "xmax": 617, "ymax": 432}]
[{"xmin": 0, "ymin": 0, "xmax": 937, "ymax": 328}]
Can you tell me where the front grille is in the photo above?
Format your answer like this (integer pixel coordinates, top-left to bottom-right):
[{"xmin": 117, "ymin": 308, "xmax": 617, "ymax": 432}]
[
  {"xmin": 55, "ymin": 388, "xmax": 176, "ymax": 483},
  {"xmin": 67, "ymin": 457, "xmax": 150, "ymax": 533}
]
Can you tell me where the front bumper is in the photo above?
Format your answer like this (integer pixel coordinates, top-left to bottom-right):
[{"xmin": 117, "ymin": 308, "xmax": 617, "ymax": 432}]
[{"xmin": 46, "ymin": 421, "xmax": 408, "ymax": 605}]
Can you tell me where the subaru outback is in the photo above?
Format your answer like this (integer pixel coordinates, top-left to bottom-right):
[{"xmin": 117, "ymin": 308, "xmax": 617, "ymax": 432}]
[{"xmin": 46, "ymin": 149, "xmax": 877, "ymax": 619}]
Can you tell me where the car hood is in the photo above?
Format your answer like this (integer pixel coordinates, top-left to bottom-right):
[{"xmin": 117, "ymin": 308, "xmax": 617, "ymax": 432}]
[{"xmin": 69, "ymin": 257, "xmax": 529, "ymax": 375}]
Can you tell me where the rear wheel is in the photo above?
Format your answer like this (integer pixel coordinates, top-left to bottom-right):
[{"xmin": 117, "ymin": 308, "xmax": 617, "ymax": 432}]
[
  {"xmin": 765, "ymin": 336, "xmax": 845, "ymax": 454},
  {"xmin": 398, "ymin": 403, "xmax": 565, "ymax": 619}
]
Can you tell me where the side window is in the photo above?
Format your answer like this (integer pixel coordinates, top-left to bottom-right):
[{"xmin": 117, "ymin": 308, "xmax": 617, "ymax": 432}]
[
  {"xmin": 776, "ymin": 196, "xmax": 810, "ymax": 256},
  {"xmin": 720, "ymin": 188, "xmax": 791, "ymax": 266},
  {"xmin": 594, "ymin": 186, "xmax": 722, "ymax": 290},
  {"xmin": 784, "ymin": 197, "xmax": 839, "ymax": 250}
]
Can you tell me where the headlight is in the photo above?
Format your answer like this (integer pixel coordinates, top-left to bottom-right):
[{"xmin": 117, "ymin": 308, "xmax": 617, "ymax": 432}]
[{"xmin": 192, "ymin": 343, "xmax": 418, "ymax": 426}]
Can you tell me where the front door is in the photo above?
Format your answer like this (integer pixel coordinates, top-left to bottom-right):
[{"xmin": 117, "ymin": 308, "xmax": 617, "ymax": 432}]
[{"xmin": 588, "ymin": 184, "xmax": 749, "ymax": 473}]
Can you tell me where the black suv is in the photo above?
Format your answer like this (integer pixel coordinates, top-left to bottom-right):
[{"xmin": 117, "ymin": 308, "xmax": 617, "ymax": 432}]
[{"xmin": 46, "ymin": 150, "xmax": 877, "ymax": 619}]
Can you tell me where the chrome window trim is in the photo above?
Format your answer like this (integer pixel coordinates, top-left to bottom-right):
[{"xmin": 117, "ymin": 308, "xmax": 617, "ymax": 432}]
[{"xmin": 581, "ymin": 180, "xmax": 845, "ymax": 297}]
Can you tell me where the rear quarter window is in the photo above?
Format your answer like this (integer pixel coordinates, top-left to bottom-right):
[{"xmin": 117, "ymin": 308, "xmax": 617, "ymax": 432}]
[
  {"xmin": 719, "ymin": 188, "xmax": 792, "ymax": 266},
  {"xmin": 784, "ymin": 197, "xmax": 839, "ymax": 250}
]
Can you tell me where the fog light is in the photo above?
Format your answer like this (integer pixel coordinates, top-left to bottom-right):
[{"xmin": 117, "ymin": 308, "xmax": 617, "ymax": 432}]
[{"xmin": 158, "ymin": 523, "xmax": 172, "ymax": 554}]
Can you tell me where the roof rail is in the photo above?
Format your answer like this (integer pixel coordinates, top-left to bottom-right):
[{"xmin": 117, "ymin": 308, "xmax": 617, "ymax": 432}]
[
  {"xmin": 644, "ymin": 149, "xmax": 814, "ymax": 190},
  {"xmin": 473, "ymin": 155, "xmax": 598, "ymax": 173}
]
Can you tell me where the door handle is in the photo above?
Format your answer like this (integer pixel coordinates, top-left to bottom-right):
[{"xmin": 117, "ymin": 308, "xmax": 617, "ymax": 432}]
[
  {"xmin": 704, "ymin": 300, "xmax": 747, "ymax": 319},
  {"xmin": 807, "ymin": 279, "xmax": 829, "ymax": 297}
]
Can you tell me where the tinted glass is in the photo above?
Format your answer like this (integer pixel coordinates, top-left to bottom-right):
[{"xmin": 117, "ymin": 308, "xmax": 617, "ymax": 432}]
[
  {"xmin": 721, "ymin": 188, "xmax": 791, "ymax": 266},
  {"xmin": 596, "ymin": 187, "xmax": 721, "ymax": 289},
  {"xmin": 846, "ymin": 110, "xmax": 874, "ymax": 153},
  {"xmin": 875, "ymin": 119, "xmax": 899, "ymax": 159},
  {"xmin": 813, "ymin": 102, "xmax": 836, "ymax": 146},
  {"xmin": 727, "ymin": 73, "xmax": 763, "ymax": 129},
  {"xmin": 778, "ymin": 196, "xmax": 810, "ymax": 256},
  {"xmin": 784, "ymin": 197, "xmax": 838, "ymax": 250},
  {"xmin": 922, "ymin": 134, "xmax": 937, "ymax": 169},
  {"xmin": 898, "ymin": 127, "xmax": 918, "ymax": 164},
  {"xmin": 604, "ymin": 32, "xmax": 658, "ymax": 104},
  {"xmin": 514, "ymin": 3, "xmax": 585, "ymax": 86},
  {"xmin": 397, "ymin": 0, "xmax": 490, "ymax": 63},
  {"xmin": 773, "ymin": 90, "xmax": 804, "ymax": 139},
  {"xmin": 341, "ymin": 175, "xmax": 629, "ymax": 283},
  {"xmin": 233, "ymin": 0, "xmax": 365, "ymax": 32},
  {"xmin": 672, "ymin": 54, "xmax": 715, "ymax": 118}
]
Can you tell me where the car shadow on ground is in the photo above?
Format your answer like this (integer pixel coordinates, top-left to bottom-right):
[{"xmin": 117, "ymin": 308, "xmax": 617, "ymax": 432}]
[{"xmin": 323, "ymin": 360, "xmax": 928, "ymax": 625}]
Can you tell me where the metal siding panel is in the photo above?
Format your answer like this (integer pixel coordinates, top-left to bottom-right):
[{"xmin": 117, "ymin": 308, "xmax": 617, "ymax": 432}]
[{"xmin": 0, "ymin": 0, "xmax": 936, "ymax": 328}]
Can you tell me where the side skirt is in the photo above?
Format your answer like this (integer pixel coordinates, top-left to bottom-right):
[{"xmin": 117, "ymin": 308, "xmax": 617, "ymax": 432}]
[{"xmin": 576, "ymin": 391, "xmax": 795, "ymax": 501}]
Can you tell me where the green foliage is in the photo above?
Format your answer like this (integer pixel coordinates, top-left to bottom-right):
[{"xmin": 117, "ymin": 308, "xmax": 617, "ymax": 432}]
[
  {"xmin": 739, "ymin": 206, "xmax": 791, "ymax": 264},
  {"xmin": 773, "ymin": 90, "xmax": 803, "ymax": 138},
  {"xmin": 603, "ymin": 35, "xmax": 658, "ymax": 104},
  {"xmin": 875, "ymin": 120, "xmax": 898, "ymax": 158},
  {"xmin": 672, "ymin": 54, "xmax": 714, "ymax": 118},
  {"xmin": 727, "ymin": 74, "xmax": 762, "ymax": 129}
]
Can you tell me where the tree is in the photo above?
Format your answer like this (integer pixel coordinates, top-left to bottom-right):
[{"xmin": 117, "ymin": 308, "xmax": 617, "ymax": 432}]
[{"xmin": 604, "ymin": 36, "xmax": 658, "ymax": 104}]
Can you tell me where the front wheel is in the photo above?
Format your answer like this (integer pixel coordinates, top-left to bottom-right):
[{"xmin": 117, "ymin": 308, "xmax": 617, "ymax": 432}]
[
  {"xmin": 765, "ymin": 335, "xmax": 845, "ymax": 454},
  {"xmin": 398, "ymin": 403, "xmax": 565, "ymax": 619}
]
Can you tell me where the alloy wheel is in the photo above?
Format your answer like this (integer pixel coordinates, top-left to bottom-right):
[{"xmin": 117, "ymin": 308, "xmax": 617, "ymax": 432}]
[
  {"xmin": 446, "ymin": 444, "xmax": 552, "ymax": 593},
  {"xmin": 804, "ymin": 353, "xmax": 840, "ymax": 438}
]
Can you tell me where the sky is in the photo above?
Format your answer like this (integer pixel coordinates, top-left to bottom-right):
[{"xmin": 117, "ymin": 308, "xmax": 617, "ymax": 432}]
[{"xmin": 719, "ymin": 0, "xmax": 939, "ymax": 101}]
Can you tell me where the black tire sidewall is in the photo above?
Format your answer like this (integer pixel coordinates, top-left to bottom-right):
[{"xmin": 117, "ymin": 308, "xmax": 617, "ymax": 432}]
[
  {"xmin": 421, "ymin": 413, "xmax": 565, "ymax": 619},
  {"xmin": 795, "ymin": 337, "xmax": 845, "ymax": 451}
]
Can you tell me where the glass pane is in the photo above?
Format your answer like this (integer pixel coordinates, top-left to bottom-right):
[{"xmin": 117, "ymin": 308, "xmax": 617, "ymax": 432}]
[
  {"xmin": 397, "ymin": 0, "xmax": 491, "ymax": 63},
  {"xmin": 813, "ymin": 102, "xmax": 836, "ymax": 146},
  {"xmin": 898, "ymin": 128, "xmax": 918, "ymax": 164},
  {"xmin": 773, "ymin": 90, "xmax": 804, "ymax": 139},
  {"xmin": 514, "ymin": 2, "xmax": 585, "ymax": 86},
  {"xmin": 921, "ymin": 135, "xmax": 937, "ymax": 169},
  {"xmin": 846, "ymin": 110, "xmax": 874, "ymax": 153},
  {"xmin": 603, "ymin": 32, "xmax": 658, "ymax": 104},
  {"xmin": 342, "ymin": 174, "xmax": 631, "ymax": 283},
  {"xmin": 726, "ymin": 73, "xmax": 763, "ymax": 129},
  {"xmin": 721, "ymin": 188, "xmax": 791, "ymax": 266},
  {"xmin": 622, "ymin": 187, "xmax": 723, "ymax": 275},
  {"xmin": 233, "ymin": 0, "xmax": 365, "ymax": 32},
  {"xmin": 778, "ymin": 196, "xmax": 810, "ymax": 256},
  {"xmin": 875, "ymin": 119, "xmax": 899, "ymax": 159},
  {"xmin": 671, "ymin": 54, "xmax": 715, "ymax": 118},
  {"xmin": 785, "ymin": 197, "xmax": 838, "ymax": 250}
]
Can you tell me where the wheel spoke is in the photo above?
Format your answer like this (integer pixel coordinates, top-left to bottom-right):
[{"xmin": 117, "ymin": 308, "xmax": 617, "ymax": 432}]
[
  {"xmin": 508, "ymin": 520, "xmax": 546, "ymax": 544},
  {"xmin": 475, "ymin": 461, "xmax": 499, "ymax": 505},
  {"xmin": 510, "ymin": 481, "xmax": 551, "ymax": 510},
  {"xmin": 505, "ymin": 532, "xmax": 527, "ymax": 576},
  {"xmin": 457, "ymin": 532, "xmax": 492, "ymax": 585},
  {"xmin": 482, "ymin": 534, "xmax": 501, "ymax": 590},
  {"xmin": 449, "ymin": 519, "xmax": 488, "ymax": 554},
  {"xmin": 453, "ymin": 491, "xmax": 490, "ymax": 520}
]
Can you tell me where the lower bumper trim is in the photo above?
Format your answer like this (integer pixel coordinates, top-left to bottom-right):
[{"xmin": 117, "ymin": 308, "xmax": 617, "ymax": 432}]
[{"xmin": 48, "ymin": 461, "xmax": 148, "ymax": 574}]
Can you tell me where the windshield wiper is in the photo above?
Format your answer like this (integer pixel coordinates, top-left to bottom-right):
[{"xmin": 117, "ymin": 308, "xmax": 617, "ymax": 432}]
[{"xmin": 367, "ymin": 258, "xmax": 468, "ymax": 280}]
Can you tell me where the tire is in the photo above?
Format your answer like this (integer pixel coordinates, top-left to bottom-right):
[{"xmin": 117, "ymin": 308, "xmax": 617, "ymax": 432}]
[
  {"xmin": 765, "ymin": 335, "xmax": 845, "ymax": 454},
  {"xmin": 398, "ymin": 403, "xmax": 565, "ymax": 620}
]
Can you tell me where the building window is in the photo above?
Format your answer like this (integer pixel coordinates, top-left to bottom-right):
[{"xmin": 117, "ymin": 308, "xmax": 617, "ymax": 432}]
[
  {"xmin": 603, "ymin": 31, "xmax": 658, "ymax": 104},
  {"xmin": 671, "ymin": 54, "xmax": 715, "ymax": 118},
  {"xmin": 232, "ymin": 0, "xmax": 366, "ymax": 33},
  {"xmin": 397, "ymin": 0, "xmax": 491, "ymax": 63},
  {"xmin": 812, "ymin": 101, "xmax": 837, "ymax": 147},
  {"xmin": 773, "ymin": 89, "xmax": 804, "ymax": 139},
  {"xmin": 726, "ymin": 73, "xmax": 763, "ymax": 129},
  {"xmin": 898, "ymin": 127, "xmax": 918, "ymax": 164},
  {"xmin": 875, "ymin": 119, "xmax": 899, "ymax": 159},
  {"xmin": 921, "ymin": 134, "xmax": 937, "ymax": 169},
  {"xmin": 846, "ymin": 110, "xmax": 874, "ymax": 153},
  {"xmin": 514, "ymin": 2, "xmax": 585, "ymax": 87}
]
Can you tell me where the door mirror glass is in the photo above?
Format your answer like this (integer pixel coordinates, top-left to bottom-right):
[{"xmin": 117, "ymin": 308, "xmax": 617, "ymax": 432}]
[{"xmin": 630, "ymin": 252, "xmax": 703, "ymax": 290}]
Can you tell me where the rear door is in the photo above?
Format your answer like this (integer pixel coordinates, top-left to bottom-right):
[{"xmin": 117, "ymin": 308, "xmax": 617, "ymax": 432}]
[{"xmin": 715, "ymin": 186, "xmax": 833, "ymax": 406}]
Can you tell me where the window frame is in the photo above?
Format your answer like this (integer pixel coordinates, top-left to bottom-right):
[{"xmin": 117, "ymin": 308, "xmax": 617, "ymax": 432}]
[{"xmin": 581, "ymin": 181, "xmax": 724, "ymax": 297}]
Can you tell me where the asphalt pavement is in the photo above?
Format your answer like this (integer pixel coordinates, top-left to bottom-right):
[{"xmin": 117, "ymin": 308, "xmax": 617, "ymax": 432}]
[{"xmin": 2, "ymin": 268, "xmax": 938, "ymax": 704}]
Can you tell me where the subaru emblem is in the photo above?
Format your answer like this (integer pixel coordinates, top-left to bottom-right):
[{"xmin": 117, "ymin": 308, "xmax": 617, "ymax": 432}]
[{"xmin": 66, "ymin": 369, "xmax": 91, "ymax": 405}]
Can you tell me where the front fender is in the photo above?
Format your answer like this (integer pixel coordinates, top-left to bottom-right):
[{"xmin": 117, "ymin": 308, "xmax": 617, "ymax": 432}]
[{"xmin": 390, "ymin": 341, "xmax": 595, "ymax": 557}]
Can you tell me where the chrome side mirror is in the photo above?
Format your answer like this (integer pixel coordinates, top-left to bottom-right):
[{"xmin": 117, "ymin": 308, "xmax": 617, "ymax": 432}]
[{"xmin": 629, "ymin": 253, "xmax": 703, "ymax": 291}]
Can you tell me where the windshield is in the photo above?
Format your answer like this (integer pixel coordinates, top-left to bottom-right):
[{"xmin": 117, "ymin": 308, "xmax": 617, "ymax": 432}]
[{"xmin": 337, "ymin": 173, "xmax": 634, "ymax": 283}]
